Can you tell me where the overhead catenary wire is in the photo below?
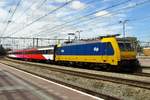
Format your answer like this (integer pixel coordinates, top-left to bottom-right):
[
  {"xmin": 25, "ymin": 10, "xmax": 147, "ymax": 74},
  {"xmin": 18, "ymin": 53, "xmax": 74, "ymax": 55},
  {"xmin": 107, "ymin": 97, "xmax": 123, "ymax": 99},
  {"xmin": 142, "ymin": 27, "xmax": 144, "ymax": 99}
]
[
  {"xmin": 0, "ymin": 8, "xmax": 11, "ymax": 36},
  {"xmin": 6, "ymin": 0, "xmax": 48, "ymax": 34},
  {"xmin": 128, "ymin": 15, "xmax": 150, "ymax": 22},
  {"xmin": 5, "ymin": 0, "xmax": 150, "ymax": 39},
  {"xmin": 13, "ymin": 0, "xmax": 39, "ymax": 21},
  {"xmin": 83, "ymin": 14, "xmax": 150, "ymax": 39},
  {"xmin": 38, "ymin": 0, "xmax": 150, "ymax": 36},
  {"xmin": 58, "ymin": 0, "xmax": 150, "ymax": 30},
  {"xmin": 9, "ymin": 0, "xmax": 97, "ymax": 37},
  {"xmin": 31, "ymin": 0, "xmax": 132, "ymax": 37},
  {"xmin": 36, "ymin": 0, "xmax": 47, "ymax": 9},
  {"xmin": 31, "ymin": 0, "xmax": 100, "ymax": 31},
  {"xmin": 19, "ymin": 0, "xmax": 98, "ymax": 37},
  {"xmin": 6, "ymin": 0, "xmax": 75, "ymax": 37},
  {"xmin": 75, "ymin": 1, "xmax": 150, "ymax": 40},
  {"xmin": 33, "ymin": 0, "xmax": 149, "ymax": 37},
  {"xmin": 1, "ymin": 0, "xmax": 22, "ymax": 37}
]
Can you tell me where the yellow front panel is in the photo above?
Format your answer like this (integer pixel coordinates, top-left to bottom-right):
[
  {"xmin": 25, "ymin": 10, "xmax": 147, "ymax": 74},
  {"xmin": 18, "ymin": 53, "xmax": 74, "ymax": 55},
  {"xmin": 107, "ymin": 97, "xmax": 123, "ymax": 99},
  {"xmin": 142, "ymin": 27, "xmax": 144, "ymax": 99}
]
[
  {"xmin": 55, "ymin": 55, "xmax": 118, "ymax": 65},
  {"xmin": 120, "ymin": 51, "xmax": 136, "ymax": 60}
]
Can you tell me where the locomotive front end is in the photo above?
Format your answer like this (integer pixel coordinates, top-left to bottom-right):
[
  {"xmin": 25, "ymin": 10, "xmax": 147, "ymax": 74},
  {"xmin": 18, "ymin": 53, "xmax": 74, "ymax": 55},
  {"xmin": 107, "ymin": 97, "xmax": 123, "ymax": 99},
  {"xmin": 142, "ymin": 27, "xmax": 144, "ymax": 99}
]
[
  {"xmin": 118, "ymin": 42, "xmax": 136, "ymax": 60},
  {"xmin": 117, "ymin": 38, "xmax": 139, "ymax": 71}
]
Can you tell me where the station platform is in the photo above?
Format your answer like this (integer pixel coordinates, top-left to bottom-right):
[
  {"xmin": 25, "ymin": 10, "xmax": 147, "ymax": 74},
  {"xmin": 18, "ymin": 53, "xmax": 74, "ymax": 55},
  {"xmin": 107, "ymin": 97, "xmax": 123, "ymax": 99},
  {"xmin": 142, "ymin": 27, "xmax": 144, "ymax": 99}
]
[
  {"xmin": 137, "ymin": 56, "xmax": 150, "ymax": 59},
  {"xmin": 0, "ymin": 63, "xmax": 102, "ymax": 100},
  {"xmin": 138, "ymin": 56, "xmax": 150, "ymax": 67}
]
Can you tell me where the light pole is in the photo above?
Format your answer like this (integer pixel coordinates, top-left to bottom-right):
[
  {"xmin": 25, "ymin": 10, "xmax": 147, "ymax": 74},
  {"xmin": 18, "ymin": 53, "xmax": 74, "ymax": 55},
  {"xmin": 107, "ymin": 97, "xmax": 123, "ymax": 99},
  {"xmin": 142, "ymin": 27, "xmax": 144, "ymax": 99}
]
[
  {"xmin": 76, "ymin": 30, "xmax": 82, "ymax": 40},
  {"xmin": 119, "ymin": 20, "xmax": 128, "ymax": 38},
  {"xmin": 68, "ymin": 33, "xmax": 75, "ymax": 42}
]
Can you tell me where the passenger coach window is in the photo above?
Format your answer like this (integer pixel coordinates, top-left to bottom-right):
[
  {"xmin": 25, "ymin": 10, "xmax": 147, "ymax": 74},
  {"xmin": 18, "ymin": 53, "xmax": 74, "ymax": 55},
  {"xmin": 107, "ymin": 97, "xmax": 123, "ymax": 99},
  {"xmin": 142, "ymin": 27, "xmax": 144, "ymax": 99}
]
[
  {"xmin": 48, "ymin": 50, "xmax": 51, "ymax": 54},
  {"xmin": 44, "ymin": 50, "xmax": 48, "ymax": 54},
  {"xmin": 48, "ymin": 50, "xmax": 53, "ymax": 54}
]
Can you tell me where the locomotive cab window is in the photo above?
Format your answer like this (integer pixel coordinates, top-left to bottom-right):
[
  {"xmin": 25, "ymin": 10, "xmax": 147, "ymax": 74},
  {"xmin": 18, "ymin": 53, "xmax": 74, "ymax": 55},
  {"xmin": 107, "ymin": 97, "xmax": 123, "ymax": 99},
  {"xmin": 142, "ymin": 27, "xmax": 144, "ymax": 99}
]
[{"xmin": 118, "ymin": 42, "xmax": 134, "ymax": 51}]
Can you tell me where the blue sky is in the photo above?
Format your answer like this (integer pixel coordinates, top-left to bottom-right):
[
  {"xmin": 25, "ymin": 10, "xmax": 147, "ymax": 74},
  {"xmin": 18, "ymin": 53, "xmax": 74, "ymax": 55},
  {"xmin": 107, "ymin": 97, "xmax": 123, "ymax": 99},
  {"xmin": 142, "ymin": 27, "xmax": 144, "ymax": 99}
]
[{"xmin": 0, "ymin": 0, "xmax": 150, "ymax": 42}]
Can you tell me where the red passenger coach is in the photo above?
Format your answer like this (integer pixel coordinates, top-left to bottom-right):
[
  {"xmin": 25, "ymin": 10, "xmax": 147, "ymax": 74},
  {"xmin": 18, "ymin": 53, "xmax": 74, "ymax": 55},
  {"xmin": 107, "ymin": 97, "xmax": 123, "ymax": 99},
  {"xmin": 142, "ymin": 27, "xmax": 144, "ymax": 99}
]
[{"xmin": 8, "ymin": 46, "xmax": 54, "ymax": 61}]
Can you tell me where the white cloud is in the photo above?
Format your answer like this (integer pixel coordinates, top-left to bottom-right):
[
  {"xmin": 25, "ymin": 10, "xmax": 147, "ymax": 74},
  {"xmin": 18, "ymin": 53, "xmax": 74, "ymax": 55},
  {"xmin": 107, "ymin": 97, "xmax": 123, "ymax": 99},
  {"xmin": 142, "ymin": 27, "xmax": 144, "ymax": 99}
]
[
  {"xmin": 0, "ymin": 8, "xmax": 7, "ymax": 19},
  {"xmin": 30, "ymin": 3, "xmax": 38, "ymax": 10},
  {"xmin": 53, "ymin": 0, "xmax": 72, "ymax": 3},
  {"xmin": 95, "ymin": 10, "xmax": 111, "ymax": 17},
  {"xmin": 102, "ymin": 0, "xmax": 113, "ymax": 2},
  {"xmin": 70, "ymin": 1, "xmax": 86, "ymax": 10},
  {"xmin": 0, "ymin": 1, "xmax": 6, "ymax": 7}
]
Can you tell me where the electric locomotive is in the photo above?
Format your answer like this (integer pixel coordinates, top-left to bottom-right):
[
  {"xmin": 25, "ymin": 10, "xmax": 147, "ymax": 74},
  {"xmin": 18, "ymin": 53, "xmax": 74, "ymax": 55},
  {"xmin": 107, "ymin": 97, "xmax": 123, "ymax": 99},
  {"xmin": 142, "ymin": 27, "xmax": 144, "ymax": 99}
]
[{"xmin": 55, "ymin": 35, "xmax": 139, "ymax": 71}]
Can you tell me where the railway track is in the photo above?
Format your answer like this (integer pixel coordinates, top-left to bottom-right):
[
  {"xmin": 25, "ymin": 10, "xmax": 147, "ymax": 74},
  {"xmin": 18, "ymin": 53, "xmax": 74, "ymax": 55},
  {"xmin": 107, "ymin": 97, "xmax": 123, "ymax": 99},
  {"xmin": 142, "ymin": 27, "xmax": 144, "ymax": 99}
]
[
  {"xmin": 132, "ymin": 72, "xmax": 150, "ymax": 77},
  {"xmin": 0, "ymin": 58, "xmax": 150, "ymax": 99},
  {"xmin": 1, "ymin": 58, "xmax": 150, "ymax": 89},
  {"xmin": 0, "ymin": 58, "xmax": 119, "ymax": 100}
]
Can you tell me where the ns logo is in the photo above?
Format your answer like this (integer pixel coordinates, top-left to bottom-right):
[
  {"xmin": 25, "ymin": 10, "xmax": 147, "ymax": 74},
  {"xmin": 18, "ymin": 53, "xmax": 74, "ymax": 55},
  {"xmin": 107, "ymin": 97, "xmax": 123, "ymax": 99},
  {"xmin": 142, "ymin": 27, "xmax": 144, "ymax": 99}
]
[{"xmin": 93, "ymin": 47, "xmax": 99, "ymax": 52}]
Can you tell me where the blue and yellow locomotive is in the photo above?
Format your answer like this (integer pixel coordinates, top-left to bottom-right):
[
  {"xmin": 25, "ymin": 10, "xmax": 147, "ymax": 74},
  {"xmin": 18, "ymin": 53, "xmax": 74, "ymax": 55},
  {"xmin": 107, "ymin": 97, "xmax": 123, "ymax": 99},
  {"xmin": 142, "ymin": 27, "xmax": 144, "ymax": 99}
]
[{"xmin": 55, "ymin": 35, "xmax": 139, "ymax": 71}]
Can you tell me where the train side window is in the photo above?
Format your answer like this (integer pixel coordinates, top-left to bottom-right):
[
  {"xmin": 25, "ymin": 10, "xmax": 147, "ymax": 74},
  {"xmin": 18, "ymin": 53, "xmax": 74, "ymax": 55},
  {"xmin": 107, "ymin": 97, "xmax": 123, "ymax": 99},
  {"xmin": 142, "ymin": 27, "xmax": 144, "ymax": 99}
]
[
  {"xmin": 31, "ymin": 51, "xmax": 34, "ymax": 54},
  {"xmin": 50, "ymin": 50, "xmax": 54, "ymax": 54},
  {"xmin": 44, "ymin": 50, "xmax": 46, "ymax": 54},
  {"xmin": 38, "ymin": 50, "xmax": 42, "ymax": 54},
  {"xmin": 46, "ymin": 50, "xmax": 48, "ymax": 54},
  {"xmin": 105, "ymin": 42, "xmax": 114, "ymax": 55},
  {"xmin": 33, "ymin": 51, "xmax": 36, "ymax": 54},
  {"xmin": 47, "ymin": 50, "xmax": 50, "ymax": 54},
  {"xmin": 107, "ymin": 42, "xmax": 113, "ymax": 49},
  {"xmin": 36, "ymin": 51, "xmax": 39, "ymax": 54},
  {"xmin": 47, "ymin": 50, "xmax": 53, "ymax": 54},
  {"xmin": 42, "ymin": 50, "xmax": 44, "ymax": 54},
  {"xmin": 43, "ymin": 50, "xmax": 47, "ymax": 54},
  {"xmin": 41, "ymin": 50, "xmax": 44, "ymax": 54},
  {"xmin": 125, "ymin": 43, "xmax": 134, "ymax": 51},
  {"xmin": 34, "ymin": 51, "xmax": 37, "ymax": 54},
  {"xmin": 46, "ymin": 50, "xmax": 49, "ymax": 54},
  {"xmin": 118, "ymin": 43, "xmax": 126, "ymax": 51}
]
